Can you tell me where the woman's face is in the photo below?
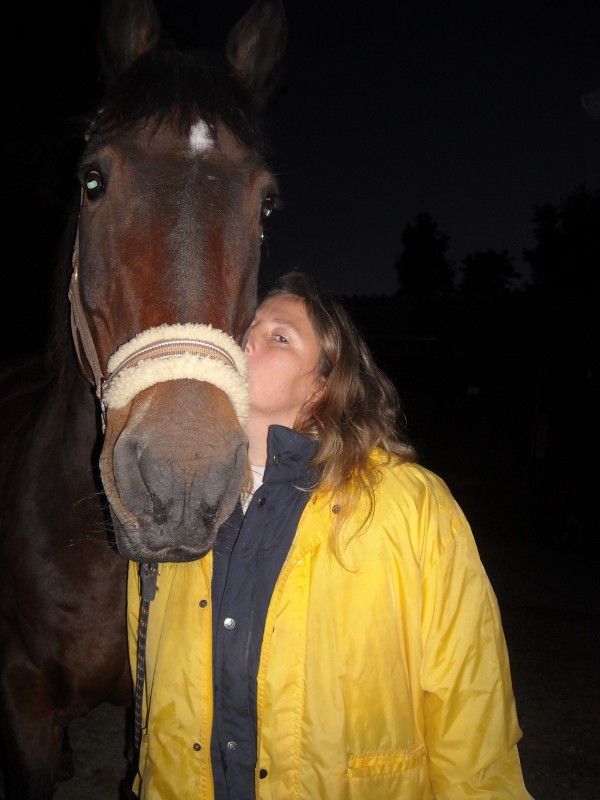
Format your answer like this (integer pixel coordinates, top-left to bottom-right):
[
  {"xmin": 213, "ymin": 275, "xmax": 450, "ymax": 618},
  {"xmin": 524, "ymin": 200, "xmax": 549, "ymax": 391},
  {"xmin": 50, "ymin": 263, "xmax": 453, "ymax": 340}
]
[{"xmin": 244, "ymin": 294, "xmax": 323, "ymax": 429}]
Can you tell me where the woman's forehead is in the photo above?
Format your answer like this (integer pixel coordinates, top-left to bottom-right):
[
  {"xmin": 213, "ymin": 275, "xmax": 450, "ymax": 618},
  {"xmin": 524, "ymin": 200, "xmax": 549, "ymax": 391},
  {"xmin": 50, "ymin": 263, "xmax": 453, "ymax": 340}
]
[{"xmin": 256, "ymin": 294, "xmax": 308, "ymax": 323}]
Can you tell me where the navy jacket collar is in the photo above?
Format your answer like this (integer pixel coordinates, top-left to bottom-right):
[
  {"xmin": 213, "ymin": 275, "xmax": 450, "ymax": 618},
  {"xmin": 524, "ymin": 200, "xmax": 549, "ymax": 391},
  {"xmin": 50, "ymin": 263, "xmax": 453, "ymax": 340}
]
[{"xmin": 262, "ymin": 425, "xmax": 318, "ymax": 488}]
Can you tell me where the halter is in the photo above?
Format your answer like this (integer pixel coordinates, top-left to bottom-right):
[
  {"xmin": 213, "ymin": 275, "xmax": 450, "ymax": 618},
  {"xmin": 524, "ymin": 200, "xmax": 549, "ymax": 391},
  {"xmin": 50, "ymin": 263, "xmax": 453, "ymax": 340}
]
[{"xmin": 67, "ymin": 218, "xmax": 249, "ymax": 429}]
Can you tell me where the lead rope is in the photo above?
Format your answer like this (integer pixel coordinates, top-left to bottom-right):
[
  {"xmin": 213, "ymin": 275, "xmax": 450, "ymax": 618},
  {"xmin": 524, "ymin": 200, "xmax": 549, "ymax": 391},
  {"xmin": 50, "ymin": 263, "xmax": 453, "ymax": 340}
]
[{"xmin": 134, "ymin": 562, "xmax": 159, "ymax": 750}]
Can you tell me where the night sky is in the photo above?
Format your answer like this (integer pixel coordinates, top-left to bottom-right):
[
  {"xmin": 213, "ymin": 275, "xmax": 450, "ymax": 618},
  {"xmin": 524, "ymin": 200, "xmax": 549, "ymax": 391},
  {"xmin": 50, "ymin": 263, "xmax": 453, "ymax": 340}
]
[
  {"xmin": 259, "ymin": 0, "xmax": 599, "ymax": 296},
  {"xmin": 4, "ymin": 0, "xmax": 599, "ymax": 305}
]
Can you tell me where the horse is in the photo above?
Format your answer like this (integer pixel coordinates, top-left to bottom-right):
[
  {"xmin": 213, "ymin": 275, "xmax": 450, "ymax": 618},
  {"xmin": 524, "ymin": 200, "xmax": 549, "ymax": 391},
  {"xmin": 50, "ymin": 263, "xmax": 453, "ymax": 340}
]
[{"xmin": 0, "ymin": 0, "xmax": 286, "ymax": 797}]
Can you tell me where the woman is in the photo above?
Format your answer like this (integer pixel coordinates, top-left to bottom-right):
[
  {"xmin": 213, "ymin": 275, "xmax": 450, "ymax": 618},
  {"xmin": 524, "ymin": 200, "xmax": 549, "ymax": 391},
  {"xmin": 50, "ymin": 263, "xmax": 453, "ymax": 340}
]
[{"xmin": 127, "ymin": 271, "xmax": 533, "ymax": 799}]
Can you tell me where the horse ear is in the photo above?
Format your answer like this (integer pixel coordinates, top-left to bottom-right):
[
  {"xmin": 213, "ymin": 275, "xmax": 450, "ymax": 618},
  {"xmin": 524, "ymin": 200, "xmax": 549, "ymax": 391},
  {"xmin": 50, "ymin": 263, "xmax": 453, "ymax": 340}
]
[
  {"xmin": 225, "ymin": 0, "xmax": 287, "ymax": 103},
  {"xmin": 98, "ymin": 0, "xmax": 162, "ymax": 85}
]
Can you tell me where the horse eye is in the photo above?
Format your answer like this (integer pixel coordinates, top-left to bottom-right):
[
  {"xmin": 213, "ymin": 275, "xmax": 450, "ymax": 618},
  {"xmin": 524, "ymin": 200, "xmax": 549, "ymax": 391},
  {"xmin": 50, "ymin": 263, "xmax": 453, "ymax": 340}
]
[
  {"xmin": 83, "ymin": 169, "xmax": 105, "ymax": 199},
  {"xmin": 261, "ymin": 195, "xmax": 275, "ymax": 222}
]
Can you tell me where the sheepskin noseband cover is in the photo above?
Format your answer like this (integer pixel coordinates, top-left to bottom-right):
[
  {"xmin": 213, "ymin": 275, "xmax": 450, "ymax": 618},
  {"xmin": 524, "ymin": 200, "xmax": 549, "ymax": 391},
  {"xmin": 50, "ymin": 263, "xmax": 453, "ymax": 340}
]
[{"xmin": 101, "ymin": 323, "xmax": 249, "ymax": 425}]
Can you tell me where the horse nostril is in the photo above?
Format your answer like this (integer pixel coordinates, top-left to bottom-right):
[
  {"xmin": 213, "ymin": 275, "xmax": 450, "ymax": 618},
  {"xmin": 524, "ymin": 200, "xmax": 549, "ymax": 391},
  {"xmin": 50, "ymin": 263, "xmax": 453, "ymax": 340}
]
[
  {"xmin": 200, "ymin": 499, "xmax": 221, "ymax": 529},
  {"xmin": 149, "ymin": 492, "xmax": 168, "ymax": 525}
]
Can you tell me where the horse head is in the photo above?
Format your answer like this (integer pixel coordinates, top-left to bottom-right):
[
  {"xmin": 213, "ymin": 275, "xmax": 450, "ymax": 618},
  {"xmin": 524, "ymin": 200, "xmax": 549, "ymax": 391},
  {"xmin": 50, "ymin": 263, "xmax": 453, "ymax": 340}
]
[{"xmin": 69, "ymin": 0, "xmax": 286, "ymax": 563}]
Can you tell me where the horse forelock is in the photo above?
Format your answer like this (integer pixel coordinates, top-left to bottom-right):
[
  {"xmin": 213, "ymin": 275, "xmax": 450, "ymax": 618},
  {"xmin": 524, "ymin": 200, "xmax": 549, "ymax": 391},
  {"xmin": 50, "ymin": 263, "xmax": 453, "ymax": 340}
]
[{"xmin": 88, "ymin": 45, "xmax": 271, "ymax": 162}]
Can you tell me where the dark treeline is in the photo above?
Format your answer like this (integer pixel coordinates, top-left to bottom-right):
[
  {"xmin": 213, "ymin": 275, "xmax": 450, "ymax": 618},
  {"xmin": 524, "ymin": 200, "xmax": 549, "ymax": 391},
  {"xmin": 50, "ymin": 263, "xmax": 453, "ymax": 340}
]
[
  {"xmin": 344, "ymin": 182, "xmax": 599, "ymax": 553},
  {"xmin": 394, "ymin": 183, "xmax": 600, "ymax": 296}
]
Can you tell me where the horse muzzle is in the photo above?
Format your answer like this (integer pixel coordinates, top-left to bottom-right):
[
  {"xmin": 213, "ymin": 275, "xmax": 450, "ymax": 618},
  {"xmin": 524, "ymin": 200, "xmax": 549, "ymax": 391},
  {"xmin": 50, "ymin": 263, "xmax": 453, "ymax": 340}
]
[{"xmin": 98, "ymin": 325, "xmax": 249, "ymax": 562}]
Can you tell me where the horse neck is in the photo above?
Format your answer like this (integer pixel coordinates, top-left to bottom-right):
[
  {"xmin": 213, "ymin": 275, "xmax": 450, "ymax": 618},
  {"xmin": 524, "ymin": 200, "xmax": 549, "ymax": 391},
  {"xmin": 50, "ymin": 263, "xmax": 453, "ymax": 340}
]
[{"xmin": 42, "ymin": 351, "xmax": 101, "ymax": 457}]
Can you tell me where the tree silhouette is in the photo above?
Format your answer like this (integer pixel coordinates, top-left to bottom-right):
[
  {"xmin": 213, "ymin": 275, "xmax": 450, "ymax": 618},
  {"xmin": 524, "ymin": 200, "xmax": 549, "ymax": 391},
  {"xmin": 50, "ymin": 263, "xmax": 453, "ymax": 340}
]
[
  {"xmin": 523, "ymin": 183, "xmax": 600, "ymax": 294},
  {"xmin": 459, "ymin": 248, "xmax": 519, "ymax": 294},
  {"xmin": 394, "ymin": 212, "xmax": 455, "ymax": 295}
]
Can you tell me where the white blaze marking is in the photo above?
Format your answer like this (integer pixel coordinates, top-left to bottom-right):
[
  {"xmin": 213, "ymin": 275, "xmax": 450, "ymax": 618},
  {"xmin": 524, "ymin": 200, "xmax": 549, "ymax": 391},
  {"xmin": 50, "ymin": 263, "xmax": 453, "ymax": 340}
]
[{"xmin": 189, "ymin": 120, "xmax": 213, "ymax": 154}]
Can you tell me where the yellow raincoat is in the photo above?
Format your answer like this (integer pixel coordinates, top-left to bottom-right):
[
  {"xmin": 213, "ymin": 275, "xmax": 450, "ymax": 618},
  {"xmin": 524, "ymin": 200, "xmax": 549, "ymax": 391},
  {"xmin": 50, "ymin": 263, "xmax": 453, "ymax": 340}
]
[{"xmin": 127, "ymin": 459, "xmax": 533, "ymax": 798}]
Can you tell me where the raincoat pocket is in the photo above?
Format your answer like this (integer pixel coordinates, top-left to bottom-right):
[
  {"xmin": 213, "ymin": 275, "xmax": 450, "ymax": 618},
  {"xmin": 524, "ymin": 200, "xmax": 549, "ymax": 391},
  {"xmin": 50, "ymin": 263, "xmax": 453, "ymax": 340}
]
[{"xmin": 348, "ymin": 744, "xmax": 426, "ymax": 778}]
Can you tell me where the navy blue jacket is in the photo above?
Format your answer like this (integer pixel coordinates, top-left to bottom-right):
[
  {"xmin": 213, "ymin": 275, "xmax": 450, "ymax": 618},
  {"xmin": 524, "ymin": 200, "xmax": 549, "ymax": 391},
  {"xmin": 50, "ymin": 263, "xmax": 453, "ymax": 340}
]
[{"xmin": 210, "ymin": 426, "xmax": 317, "ymax": 799}]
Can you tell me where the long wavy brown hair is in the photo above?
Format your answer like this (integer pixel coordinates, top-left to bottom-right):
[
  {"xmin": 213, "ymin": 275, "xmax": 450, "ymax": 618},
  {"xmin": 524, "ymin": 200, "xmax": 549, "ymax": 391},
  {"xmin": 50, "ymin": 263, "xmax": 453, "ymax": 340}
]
[{"xmin": 260, "ymin": 271, "xmax": 416, "ymax": 553}]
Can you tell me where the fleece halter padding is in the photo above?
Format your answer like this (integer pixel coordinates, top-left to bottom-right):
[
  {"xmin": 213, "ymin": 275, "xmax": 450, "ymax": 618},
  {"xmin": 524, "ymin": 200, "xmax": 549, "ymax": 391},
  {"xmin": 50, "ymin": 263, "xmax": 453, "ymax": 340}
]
[{"xmin": 102, "ymin": 323, "xmax": 249, "ymax": 425}]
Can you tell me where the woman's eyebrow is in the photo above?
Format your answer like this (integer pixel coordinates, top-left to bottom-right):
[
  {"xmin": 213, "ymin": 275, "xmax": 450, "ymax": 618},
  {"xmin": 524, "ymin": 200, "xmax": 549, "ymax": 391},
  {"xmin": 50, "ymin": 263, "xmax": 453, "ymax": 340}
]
[{"xmin": 270, "ymin": 317, "xmax": 301, "ymax": 335}]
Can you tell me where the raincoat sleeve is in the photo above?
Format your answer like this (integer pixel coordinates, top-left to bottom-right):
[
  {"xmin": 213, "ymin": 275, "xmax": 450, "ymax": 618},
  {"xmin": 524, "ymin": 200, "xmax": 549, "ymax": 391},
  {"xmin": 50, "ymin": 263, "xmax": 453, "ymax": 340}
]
[{"xmin": 419, "ymin": 496, "xmax": 534, "ymax": 799}]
